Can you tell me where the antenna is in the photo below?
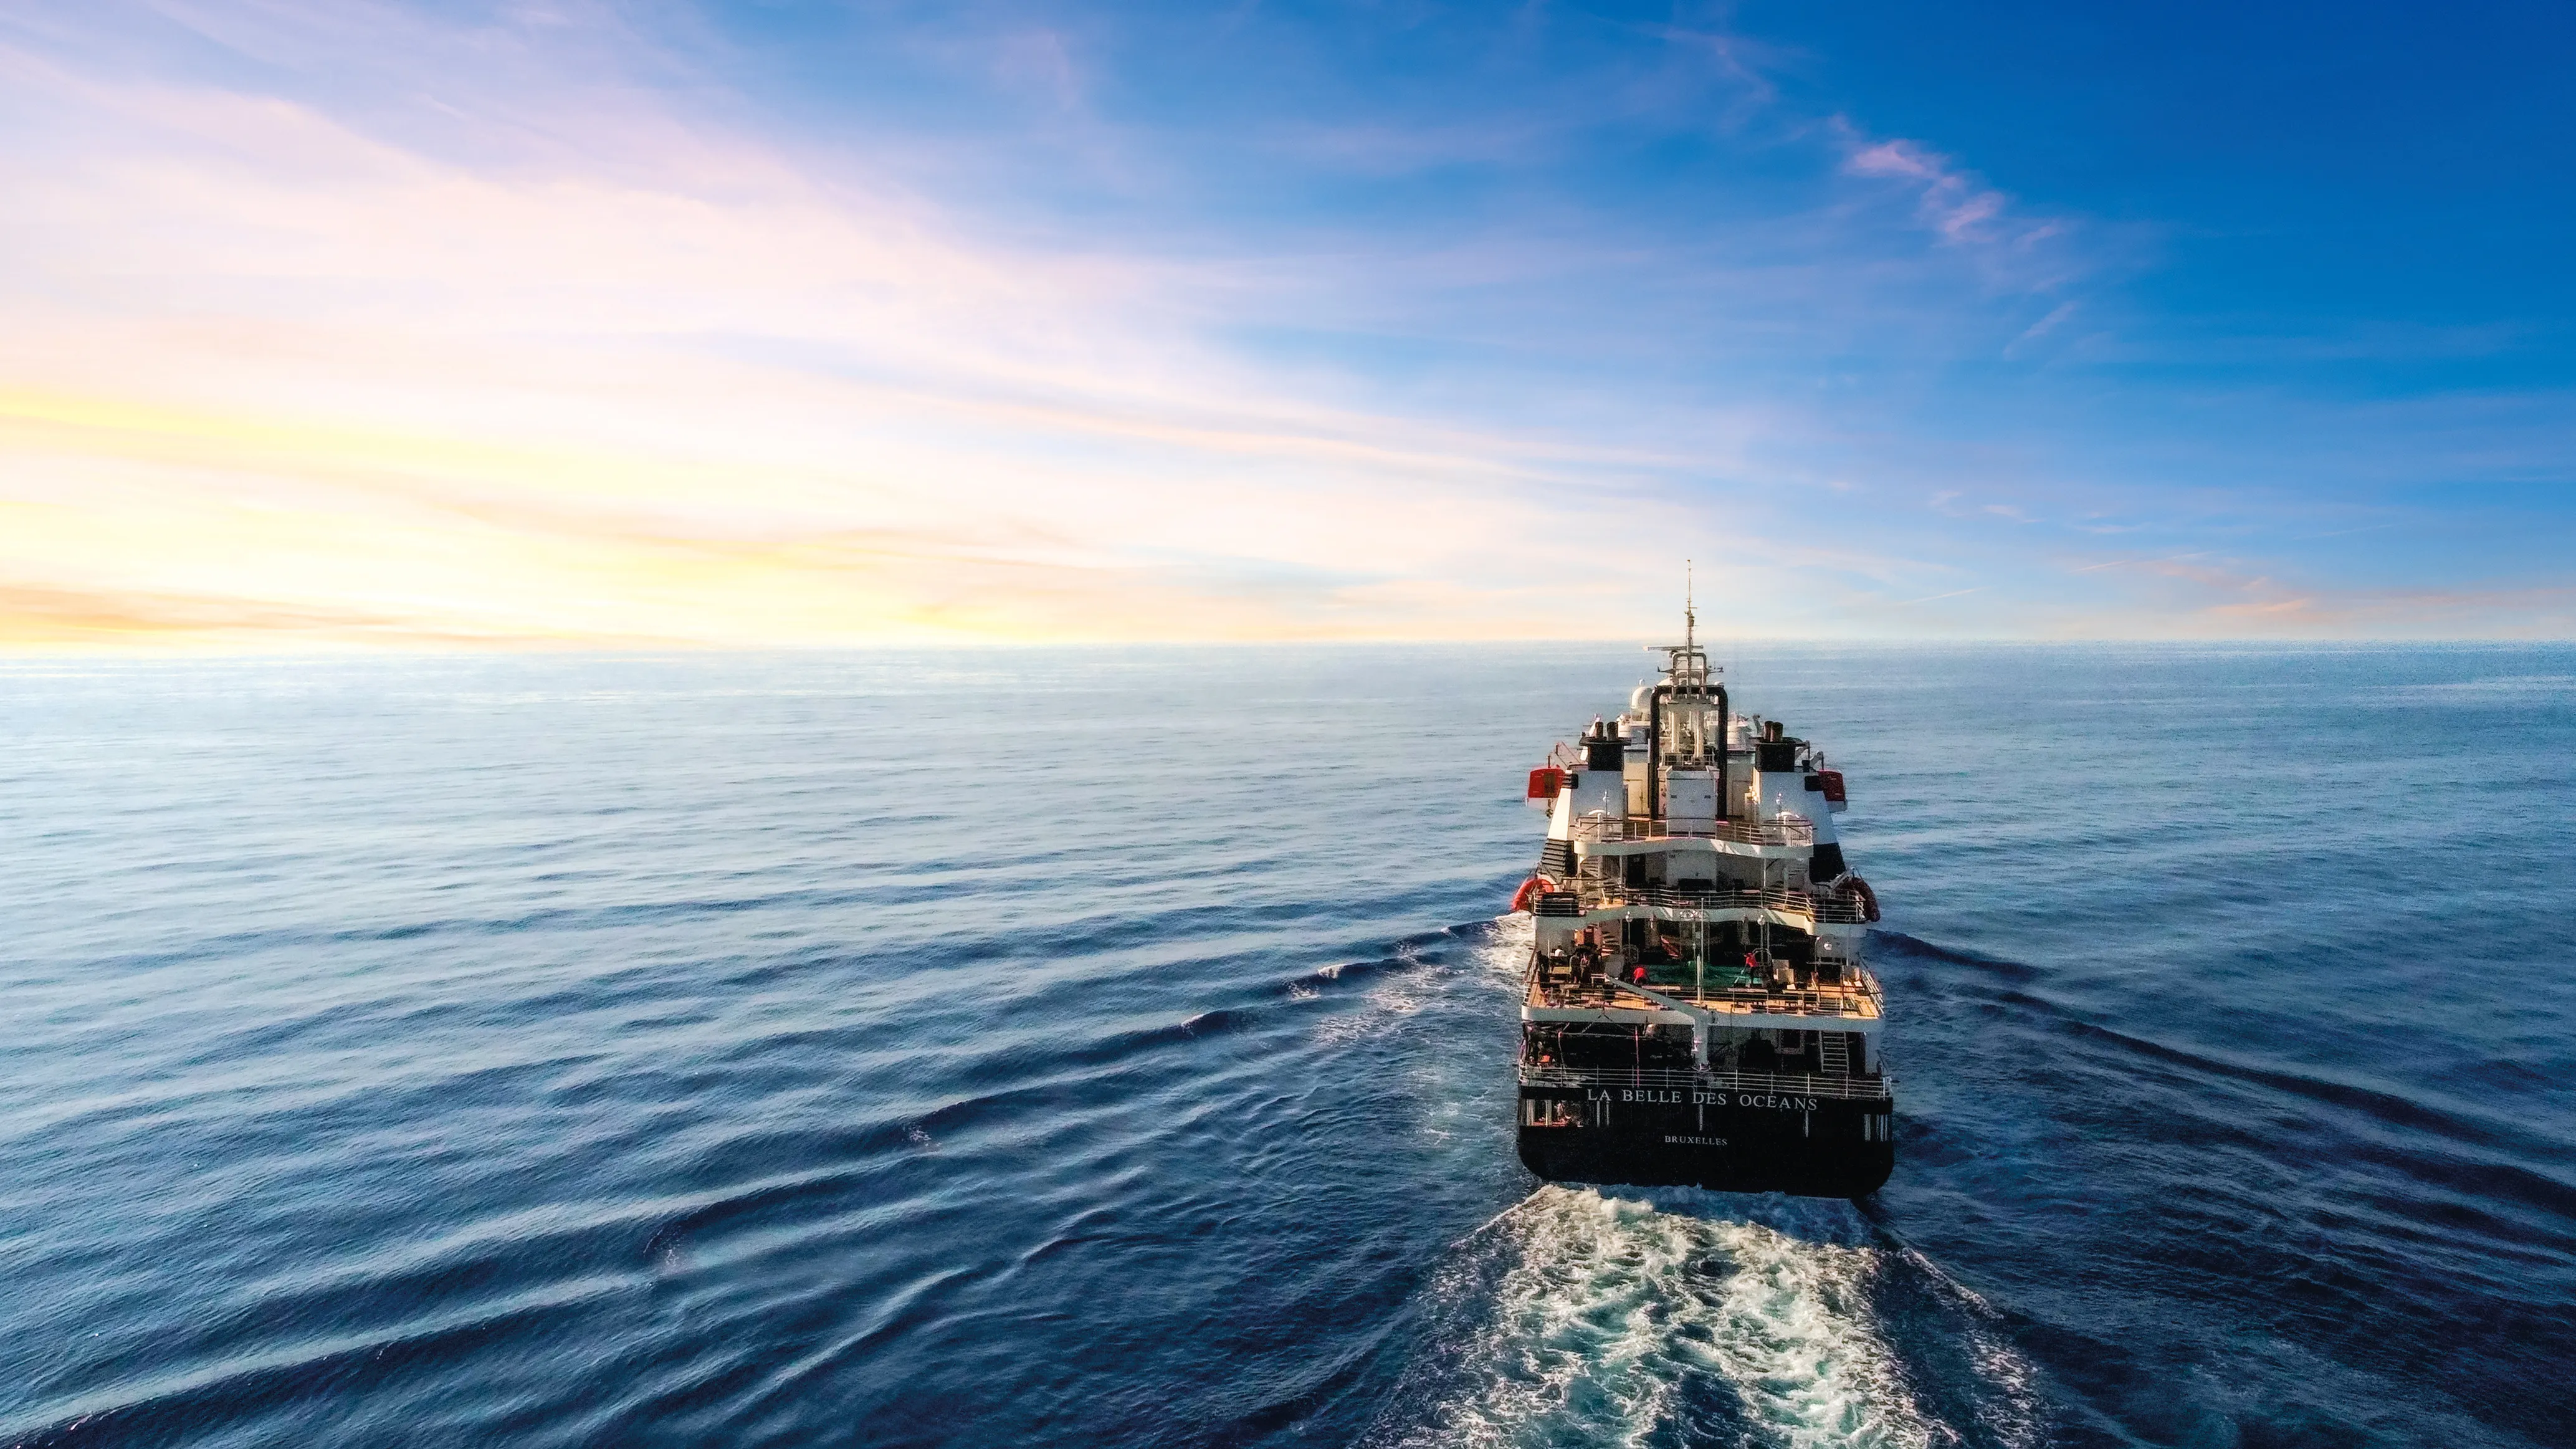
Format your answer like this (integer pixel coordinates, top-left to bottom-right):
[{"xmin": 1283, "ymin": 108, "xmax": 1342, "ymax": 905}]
[{"xmin": 1684, "ymin": 559, "xmax": 1695, "ymax": 651}]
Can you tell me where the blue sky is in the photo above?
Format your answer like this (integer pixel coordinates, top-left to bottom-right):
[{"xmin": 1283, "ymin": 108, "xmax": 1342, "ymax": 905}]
[{"xmin": 2, "ymin": 0, "xmax": 2570, "ymax": 643}]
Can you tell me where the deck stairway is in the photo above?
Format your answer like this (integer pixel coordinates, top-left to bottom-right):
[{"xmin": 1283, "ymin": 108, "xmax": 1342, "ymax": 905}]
[{"xmin": 1818, "ymin": 1031, "xmax": 1850, "ymax": 1076}]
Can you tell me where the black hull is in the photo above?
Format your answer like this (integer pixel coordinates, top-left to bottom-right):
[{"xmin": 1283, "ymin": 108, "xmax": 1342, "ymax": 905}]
[{"xmin": 1517, "ymin": 1084, "xmax": 1893, "ymax": 1199}]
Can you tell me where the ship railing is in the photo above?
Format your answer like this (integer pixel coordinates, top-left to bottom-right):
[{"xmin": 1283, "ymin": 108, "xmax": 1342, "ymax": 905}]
[
  {"xmin": 1517, "ymin": 1064, "xmax": 1893, "ymax": 1101},
  {"xmin": 1564, "ymin": 881, "xmax": 1870, "ymax": 924},
  {"xmin": 1537, "ymin": 976, "xmax": 1882, "ymax": 1018},
  {"xmin": 1571, "ymin": 813, "xmax": 1813, "ymax": 849}
]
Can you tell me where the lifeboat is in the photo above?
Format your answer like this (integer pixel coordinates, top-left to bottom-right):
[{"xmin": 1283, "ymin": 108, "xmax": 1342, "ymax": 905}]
[{"xmin": 1833, "ymin": 874, "xmax": 1883, "ymax": 922}]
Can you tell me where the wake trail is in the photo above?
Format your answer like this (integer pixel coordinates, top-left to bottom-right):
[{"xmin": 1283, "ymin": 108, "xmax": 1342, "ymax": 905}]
[{"xmin": 1375, "ymin": 1186, "xmax": 2045, "ymax": 1449}]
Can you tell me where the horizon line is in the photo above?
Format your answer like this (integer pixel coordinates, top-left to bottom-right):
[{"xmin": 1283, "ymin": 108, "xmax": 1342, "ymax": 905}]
[{"xmin": 4, "ymin": 635, "xmax": 2570, "ymax": 662}]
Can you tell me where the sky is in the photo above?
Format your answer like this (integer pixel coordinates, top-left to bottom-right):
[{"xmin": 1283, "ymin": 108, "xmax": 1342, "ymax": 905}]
[{"xmin": 3, "ymin": 0, "xmax": 2573, "ymax": 648}]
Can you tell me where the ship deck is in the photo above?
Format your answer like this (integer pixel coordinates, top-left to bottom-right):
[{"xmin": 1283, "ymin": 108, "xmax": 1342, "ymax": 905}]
[{"xmin": 1523, "ymin": 968, "xmax": 1884, "ymax": 1030}]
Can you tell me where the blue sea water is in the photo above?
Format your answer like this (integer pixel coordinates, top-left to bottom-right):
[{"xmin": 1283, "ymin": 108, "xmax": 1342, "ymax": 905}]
[{"xmin": 2, "ymin": 643, "xmax": 2571, "ymax": 1449}]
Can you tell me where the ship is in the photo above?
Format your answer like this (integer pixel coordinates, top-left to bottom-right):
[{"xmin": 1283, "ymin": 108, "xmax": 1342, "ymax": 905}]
[{"xmin": 1509, "ymin": 602, "xmax": 1892, "ymax": 1198}]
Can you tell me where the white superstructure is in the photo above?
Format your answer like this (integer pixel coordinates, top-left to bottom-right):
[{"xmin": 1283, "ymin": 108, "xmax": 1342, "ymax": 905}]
[{"xmin": 1509, "ymin": 603, "xmax": 1894, "ymax": 1196}]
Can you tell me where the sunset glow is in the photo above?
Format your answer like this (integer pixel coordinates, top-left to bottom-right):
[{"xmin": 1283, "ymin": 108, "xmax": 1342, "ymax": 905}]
[{"xmin": 6, "ymin": 2, "xmax": 2572, "ymax": 647}]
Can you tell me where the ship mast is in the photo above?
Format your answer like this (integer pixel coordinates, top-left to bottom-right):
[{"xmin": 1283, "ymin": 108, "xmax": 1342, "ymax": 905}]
[{"xmin": 1658, "ymin": 560, "xmax": 1712, "ymax": 692}]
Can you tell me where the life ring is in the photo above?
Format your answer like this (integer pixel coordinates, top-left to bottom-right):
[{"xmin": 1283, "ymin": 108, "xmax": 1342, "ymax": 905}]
[{"xmin": 1509, "ymin": 876, "xmax": 1545, "ymax": 914}]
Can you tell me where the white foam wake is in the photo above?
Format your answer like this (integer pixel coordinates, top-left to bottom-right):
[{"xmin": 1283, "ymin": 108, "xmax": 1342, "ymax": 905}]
[
  {"xmin": 1315, "ymin": 916, "xmax": 1528, "ymax": 1046},
  {"xmin": 1385, "ymin": 1185, "xmax": 2001, "ymax": 1449},
  {"xmin": 1479, "ymin": 912, "xmax": 1535, "ymax": 981}
]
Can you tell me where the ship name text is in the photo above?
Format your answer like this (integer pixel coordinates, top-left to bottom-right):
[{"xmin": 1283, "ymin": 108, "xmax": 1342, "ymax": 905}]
[{"xmin": 1589, "ymin": 1088, "xmax": 1823, "ymax": 1111}]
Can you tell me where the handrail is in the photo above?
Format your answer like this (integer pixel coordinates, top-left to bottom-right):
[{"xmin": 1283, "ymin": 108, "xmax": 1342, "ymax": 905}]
[
  {"xmin": 1572, "ymin": 812, "xmax": 1813, "ymax": 848},
  {"xmin": 1532, "ymin": 959, "xmax": 1881, "ymax": 1008},
  {"xmin": 1534, "ymin": 978, "xmax": 1882, "ymax": 1018},
  {"xmin": 1517, "ymin": 1064, "xmax": 1893, "ymax": 1101},
  {"xmin": 1564, "ymin": 880, "xmax": 1870, "ymax": 924}
]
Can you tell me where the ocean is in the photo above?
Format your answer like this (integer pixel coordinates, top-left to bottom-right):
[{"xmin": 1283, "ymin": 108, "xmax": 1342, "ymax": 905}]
[{"xmin": 2, "ymin": 643, "xmax": 2570, "ymax": 1448}]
